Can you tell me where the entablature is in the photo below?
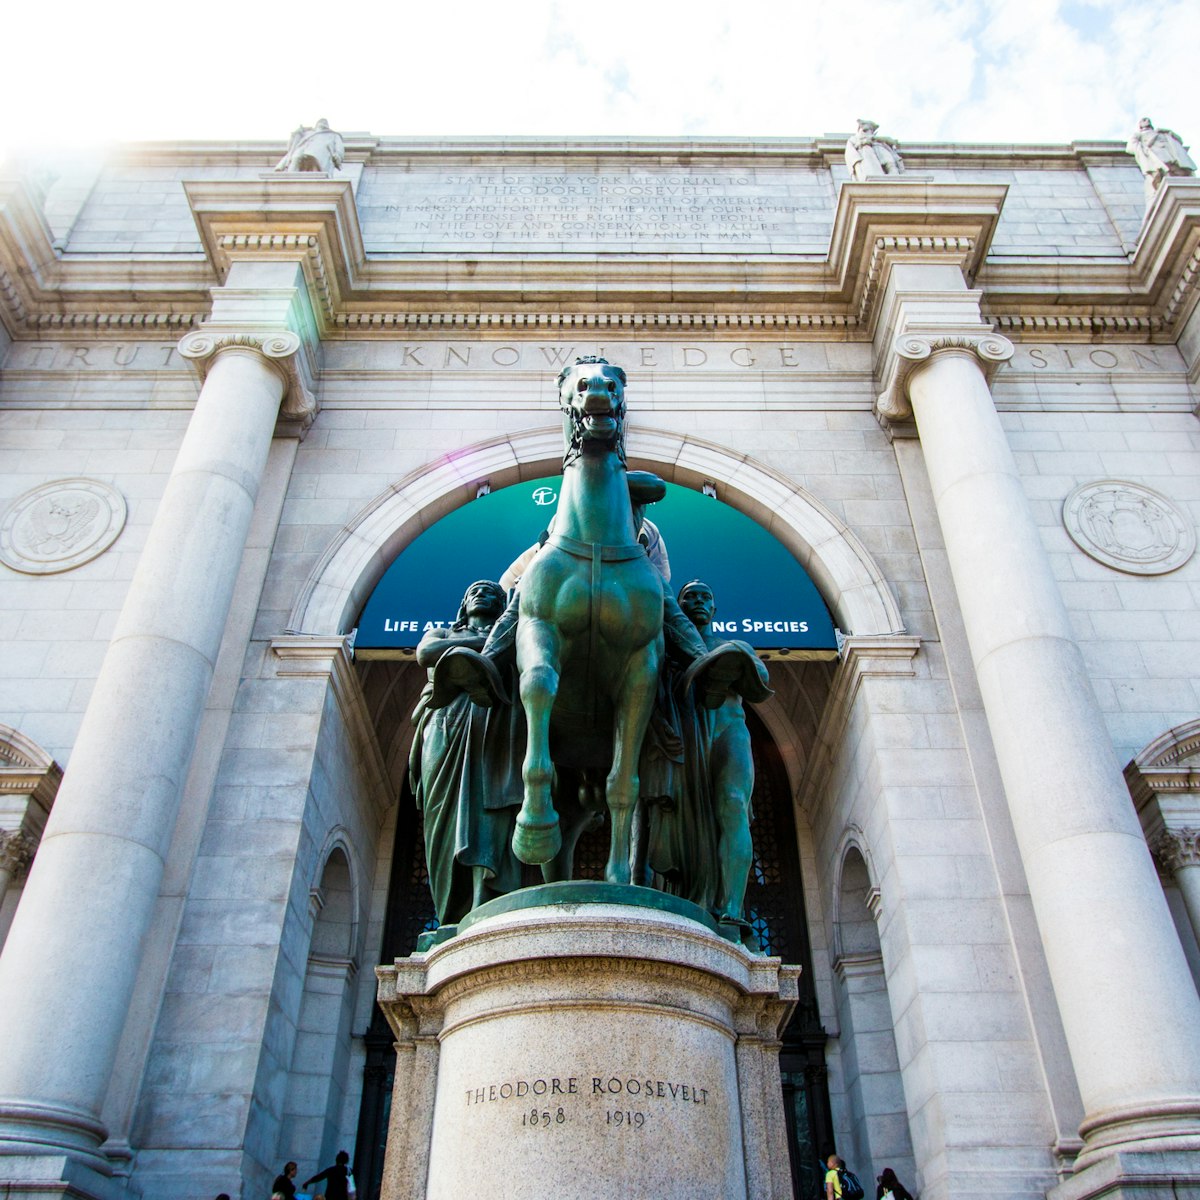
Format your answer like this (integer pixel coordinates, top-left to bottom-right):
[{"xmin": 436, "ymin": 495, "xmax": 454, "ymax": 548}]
[{"xmin": 0, "ymin": 151, "xmax": 1197, "ymax": 347}]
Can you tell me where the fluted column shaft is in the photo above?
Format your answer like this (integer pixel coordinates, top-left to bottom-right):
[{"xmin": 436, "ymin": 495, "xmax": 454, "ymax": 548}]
[
  {"xmin": 0, "ymin": 344, "xmax": 287, "ymax": 1169},
  {"xmin": 906, "ymin": 346, "xmax": 1200, "ymax": 1164}
]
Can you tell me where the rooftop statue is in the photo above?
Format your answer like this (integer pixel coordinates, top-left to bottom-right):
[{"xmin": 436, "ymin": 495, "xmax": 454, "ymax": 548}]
[
  {"xmin": 845, "ymin": 118, "xmax": 905, "ymax": 180},
  {"xmin": 426, "ymin": 359, "xmax": 771, "ymax": 927},
  {"xmin": 1127, "ymin": 117, "xmax": 1195, "ymax": 204},
  {"xmin": 274, "ymin": 118, "xmax": 345, "ymax": 173}
]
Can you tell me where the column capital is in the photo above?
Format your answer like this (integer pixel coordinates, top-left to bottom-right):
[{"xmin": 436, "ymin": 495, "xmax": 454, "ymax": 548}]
[
  {"xmin": 177, "ymin": 328, "xmax": 317, "ymax": 434},
  {"xmin": 876, "ymin": 329, "xmax": 1015, "ymax": 421},
  {"xmin": 1149, "ymin": 827, "xmax": 1200, "ymax": 875},
  {"xmin": 0, "ymin": 829, "xmax": 37, "ymax": 878}
]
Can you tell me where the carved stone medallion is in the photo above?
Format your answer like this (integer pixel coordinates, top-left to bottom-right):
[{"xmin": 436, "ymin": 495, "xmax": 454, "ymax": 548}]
[
  {"xmin": 0, "ymin": 478, "xmax": 127, "ymax": 574},
  {"xmin": 1062, "ymin": 480, "xmax": 1194, "ymax": 575}
]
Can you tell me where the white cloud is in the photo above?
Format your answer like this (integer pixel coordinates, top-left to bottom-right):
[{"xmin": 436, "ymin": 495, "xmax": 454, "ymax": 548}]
[{"xmin": 1, "ymin": 0, "xmax": 1196, "ymax": 160}]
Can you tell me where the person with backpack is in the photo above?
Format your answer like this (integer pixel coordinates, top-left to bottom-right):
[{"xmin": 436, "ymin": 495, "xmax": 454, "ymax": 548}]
[
  {"xmin": 876, "ymin": 1166, "xmax": 914, "ymax": 1199},
  {"xmin": 825, "ymin": 1154, "xmax": 866, "ymax": 1200}
]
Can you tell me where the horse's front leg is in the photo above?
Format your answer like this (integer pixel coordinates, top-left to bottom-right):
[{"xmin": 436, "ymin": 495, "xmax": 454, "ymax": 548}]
[
  {"xmin": 605, "ymin": 640, "xmax": 662, "ymax": 884},
  {"xmin": 513, "ymin": 617, "xmax": 563, "ymax": 865}
]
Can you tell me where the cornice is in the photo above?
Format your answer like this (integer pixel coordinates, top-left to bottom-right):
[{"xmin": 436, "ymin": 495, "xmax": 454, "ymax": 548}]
[
  {"xmin": 1124, "ymin": 717, "xmax": 1200, "ymax": 819},
  {"xmin": 108, "ymin": 133, "xmax": 1134, "ymax": 169},
  {"xmin": 826, "ymin": 182, "xmax": 1007, "ymax": 329},
  {"xmin": 183, "ymin": 179, "xmax": 366, "ymax": 337},
  {"xmin": 1, "ymin": 174, "xmax": 1197, "ymax": 342},
  {"xmin": 987, "ymin": 312, "xmax": 1162, "ymax": 336},
  {"xmin": 0, "ymin": 725, "xmax": 62, "ymax": 812},
  {"xmin": 329, "ymin": 310, "xmax": 857, "ymax": 334}
]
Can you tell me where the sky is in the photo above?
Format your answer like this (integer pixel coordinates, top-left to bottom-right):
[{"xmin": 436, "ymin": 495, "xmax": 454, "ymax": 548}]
[{"xmin": 1, "ymin": 0, "xmax": 1198, "ymax": 164}]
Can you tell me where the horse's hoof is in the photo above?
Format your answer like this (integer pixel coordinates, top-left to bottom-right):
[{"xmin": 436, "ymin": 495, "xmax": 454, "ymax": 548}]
[{"xmin": 513, "ymin": 817, "xmax": 561, "ymax": 865}]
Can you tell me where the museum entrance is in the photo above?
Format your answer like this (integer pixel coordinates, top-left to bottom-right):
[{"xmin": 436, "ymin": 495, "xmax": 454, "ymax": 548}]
[{"xmin": 350, "ymin": 677, "xmax": 833, "ymax": 1200}]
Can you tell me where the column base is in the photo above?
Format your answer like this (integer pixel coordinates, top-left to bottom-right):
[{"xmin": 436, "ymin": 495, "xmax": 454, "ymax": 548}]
[
  {"xmin": 376, "ymin": 884, "xmax": 801, "ymax": 1200},
  {"xmin": 1051, "ymin": 1149, "xmax": 1200, "ymax": 1200},
  {"xmin": 0, "ymin": 1102, "xmax": 112, "ymax": 1176},
  {"xmin": 0, "ymin": 1155, "xmax": 130, "ymax": 1200}
]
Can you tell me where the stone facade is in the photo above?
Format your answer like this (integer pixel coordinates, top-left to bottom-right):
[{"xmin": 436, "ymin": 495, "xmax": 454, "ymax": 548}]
[{"xmin": 0, "ymin": 130, "xmax": 1199, "ymax": 1200}]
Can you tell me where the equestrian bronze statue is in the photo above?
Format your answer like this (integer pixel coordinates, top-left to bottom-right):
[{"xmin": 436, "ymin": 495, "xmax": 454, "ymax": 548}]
[{"xmin": 425, "ymin": 357, "xmax": 771, "ymax": 931}]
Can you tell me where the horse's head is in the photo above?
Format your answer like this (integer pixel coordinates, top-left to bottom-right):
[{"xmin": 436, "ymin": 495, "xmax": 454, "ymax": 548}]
[{"xmin": 557, "ymin": 356, "xmax": 627, "ymax": 467}]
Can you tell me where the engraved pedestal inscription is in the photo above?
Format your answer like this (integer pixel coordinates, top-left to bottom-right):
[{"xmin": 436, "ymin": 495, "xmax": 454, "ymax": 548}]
[
  {"xmin": 376, "ymin": 899, "xmax": 799, "ymax": 1200},
  {"xmin": 0, "ymin": 478, "xmax": 126, "ymax": 574}
]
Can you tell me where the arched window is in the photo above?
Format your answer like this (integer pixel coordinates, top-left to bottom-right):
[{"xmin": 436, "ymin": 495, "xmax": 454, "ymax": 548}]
[{"xmin": 279, "ymin": 846, "xmax": 358, "ymax": 1172}]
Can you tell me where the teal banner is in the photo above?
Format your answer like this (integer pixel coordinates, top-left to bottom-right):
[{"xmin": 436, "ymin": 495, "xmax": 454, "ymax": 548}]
[{"xmin": 356, "ymin": 477, "xmax": 837, "ymax": 653}]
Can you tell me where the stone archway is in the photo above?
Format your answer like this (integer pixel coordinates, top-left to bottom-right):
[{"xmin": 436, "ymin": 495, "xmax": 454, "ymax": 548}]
[
  {"xmin": 278, "ymin": 840, "xmax": 360, "ymax": 1175},
  {"xmin": 286, "ymin": 425, "xmax": 904, "ymax": 643},
  {"xmin": 832, "ymin": 838, "xmax": 917, "ymax": 1186},
  {"xmin": 291, "ymin": 427, "xmax": 910, "ymax": 1200}
]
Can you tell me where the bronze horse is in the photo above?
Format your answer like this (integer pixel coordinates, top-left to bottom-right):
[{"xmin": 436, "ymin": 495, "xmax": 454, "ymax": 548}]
[
  {"xmin": 508, "ymin": 358, "xmax": 664, "ymax": 883},
  {"xmin": 431, "ymin": 356, "xmax": 771, "ymax": 894}
]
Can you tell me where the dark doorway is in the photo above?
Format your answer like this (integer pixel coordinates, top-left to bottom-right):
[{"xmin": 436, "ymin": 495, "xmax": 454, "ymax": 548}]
[{"xmin": 352, "ymin": 702, "xmax": 830, "ymax": 1200}]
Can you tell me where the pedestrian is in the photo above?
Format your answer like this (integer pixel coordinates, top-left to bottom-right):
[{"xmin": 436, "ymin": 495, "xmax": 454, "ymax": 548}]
[
  {"xmin": 824, "ymin": 1155, "xmax": 865, "ymax": 1199},
  {"xmin": 304, "ymin": 1151, "xmax": 354, "ymax": 1200},
  {"xmin": 825, "ymin": 1155, "xmax": 844, "ymax": 1199},
  {"xmin": 273, "ymin": 1162, "xmax": 298, "ymax": 1200},
  {"xmin": 876, "ymin": 1166, "xmax": 914, "ymax": 1199}
]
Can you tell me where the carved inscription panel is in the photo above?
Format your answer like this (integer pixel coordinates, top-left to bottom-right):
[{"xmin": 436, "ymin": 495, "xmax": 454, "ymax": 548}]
[
  {"xmin": 358, "ymin": 166, "xmax": 836, "ymax": 252},
  {"xmin": 427, "ymin": 1009, "xmax": 744, "ymax": 1199}
]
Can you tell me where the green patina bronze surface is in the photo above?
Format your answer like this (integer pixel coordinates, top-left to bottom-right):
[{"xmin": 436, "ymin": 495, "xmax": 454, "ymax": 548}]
[
  {"xmin": 458, "ymin": 880, "xmax": 722, "ymax": 937},
  {"xmin": 415, "ymin": 359, "xmax": 771, "ymax": 948}
]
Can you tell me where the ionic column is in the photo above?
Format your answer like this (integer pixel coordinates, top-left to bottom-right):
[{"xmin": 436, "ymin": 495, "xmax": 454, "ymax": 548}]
[
  {"xmin": 0, "ymin": 329, "xmax": 312, "ymax": 1171},
  {"xmin": 1151, "ymin": 828, "xmax": 1200, "ymax": 953},
  {"xmin": 883, "ymin": 333, "xmax": 1200, "ymax": 1167}
]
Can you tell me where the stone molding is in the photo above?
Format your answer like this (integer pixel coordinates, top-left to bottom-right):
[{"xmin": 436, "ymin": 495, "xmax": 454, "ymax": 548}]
[
  {"xmin": 1126, "ymin": 719, "xmax": 1200, "ymax": 857},
  {"xmin": 0, "ymin": 727, "xmax": 61, "ymax": 866},
  {"xmin": 989, "ymin": 313, "xmax": 1160, "ymax": 336},
  {"xmin": 177, "ymin": 329, "xmax": 318, "ymax": 433},
  {"xmin": 270, "ymin": 634, "xmax": 393, "ymax": 820},
  {"xmin": 797, "ymin": 635, "xmax": 921, "ymax": 817},
  {"xmin": 832, "ymin": 951, "xmax": 885, "ymax": 981},
  {"xmin": 217, "ymin": 233, "xmax": 335, "ymax": 327},
  {"xmin": 876, "ymin": 331, "xmax": 1016, "ymax": 421},
  {"xmin": 331, "ymin": 310, "xmax": 858, "ymax": 332},
  {"xmin": 306, "ymin": 952, "xmax": 359, "ymax": 982},
  {"xmin": 856, "ymin": 235, "xmax": 978, "ymax": 326},
  {"xmin": 0, "ymin": 725, "xmax": 62, "ymax": 790}
]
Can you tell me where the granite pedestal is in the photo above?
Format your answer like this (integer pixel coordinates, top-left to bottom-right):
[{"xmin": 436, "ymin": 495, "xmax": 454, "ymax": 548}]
[{"xmin": 375, "ymin": 884, "xmax": 800, "ymax": 1200}]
